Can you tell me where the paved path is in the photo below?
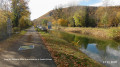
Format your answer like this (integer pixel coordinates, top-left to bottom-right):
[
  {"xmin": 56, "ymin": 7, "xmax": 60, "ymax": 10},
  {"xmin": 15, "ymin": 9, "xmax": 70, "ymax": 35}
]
[{"xmin": 0, "ymin": 27, "xmax": 56, "ymax": 67}]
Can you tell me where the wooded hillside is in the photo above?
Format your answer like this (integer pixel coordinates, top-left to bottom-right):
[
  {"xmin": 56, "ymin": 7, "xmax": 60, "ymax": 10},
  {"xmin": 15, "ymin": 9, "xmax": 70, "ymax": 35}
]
[{"xmin": 34, "ymin": 6, "xmax": 120, "ymax": 28}]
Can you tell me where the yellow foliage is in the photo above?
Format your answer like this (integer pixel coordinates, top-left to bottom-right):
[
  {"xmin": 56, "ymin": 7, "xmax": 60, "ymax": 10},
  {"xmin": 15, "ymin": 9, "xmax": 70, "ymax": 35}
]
[
  {"xmin": 52, "ymin": 19, "xmax": 58, "ymax": 26},
  {"xmin": 19, "ymin": 16, "xmax": 29, "ymax": 30},
  {"xmin": 117, "ymin": 12, "xmax": 120, "ymax": 18},
  {"xmin": 0, "ymin": 10, "xmax": 7, "ymax": 23},
  {"xmin": 57, "ymin": 19, "xmax": 68, "ymax": 26}
]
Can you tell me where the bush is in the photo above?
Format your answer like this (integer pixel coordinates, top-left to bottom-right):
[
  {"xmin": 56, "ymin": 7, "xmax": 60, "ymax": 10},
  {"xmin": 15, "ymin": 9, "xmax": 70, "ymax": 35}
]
[
  {"xmin": 109, "ymin": 28, "xmax": 120, "ymax": 41},
  {"xmin": 13, "ymin": 27, "xmax": 20, "ymax": 32}
]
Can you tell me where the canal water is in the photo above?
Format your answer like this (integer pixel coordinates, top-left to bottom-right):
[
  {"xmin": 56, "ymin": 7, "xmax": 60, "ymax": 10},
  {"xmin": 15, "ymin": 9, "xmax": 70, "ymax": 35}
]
[{"xmin": 50, "ymin": 30, "xmax": 120, "ymax": 67}]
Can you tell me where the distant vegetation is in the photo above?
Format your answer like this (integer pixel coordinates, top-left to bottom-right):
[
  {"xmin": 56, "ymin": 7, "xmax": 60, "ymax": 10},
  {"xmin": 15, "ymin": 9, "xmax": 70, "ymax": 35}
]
[
  {"xmin": 33, "ymin": 5, "xmax": 120, "ymax": 41},
  {"xmin": 34, "ymin": 6, "xmax": 120, "ymax": 28}
]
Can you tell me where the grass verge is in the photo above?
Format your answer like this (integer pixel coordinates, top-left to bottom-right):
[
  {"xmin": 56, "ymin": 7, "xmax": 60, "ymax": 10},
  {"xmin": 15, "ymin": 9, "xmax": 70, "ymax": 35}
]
[
  {"xmin": 0, "ymin": 30, "xmax": 27, "ymax": 51},
  {"xmin": 39, "ymin": 31, "xmax": 105, "ymax": 67}
]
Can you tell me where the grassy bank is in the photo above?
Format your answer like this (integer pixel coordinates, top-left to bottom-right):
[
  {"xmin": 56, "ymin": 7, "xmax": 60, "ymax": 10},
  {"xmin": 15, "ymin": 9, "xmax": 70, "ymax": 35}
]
[
  {"xmin": 39, "ymin": 31, "xmax": 104, "ymax": 67},
  {"xmin": 56, "ymin": 27, "xmax": 120, "ymax": 41},
  {"xmin": 0, "ymin": 30, "xmax": 26, "ymax": 51}
]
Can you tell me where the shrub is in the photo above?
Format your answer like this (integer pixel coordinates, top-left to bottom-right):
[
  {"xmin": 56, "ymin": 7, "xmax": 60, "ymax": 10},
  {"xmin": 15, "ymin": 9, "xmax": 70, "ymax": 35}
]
[
  {"xmin": 13, "ymin": 27, "xmax": 20, "ymax": 32},
  {"xmin": 109, "ymin": 28, "xmax": 120, "ymax": 41}
]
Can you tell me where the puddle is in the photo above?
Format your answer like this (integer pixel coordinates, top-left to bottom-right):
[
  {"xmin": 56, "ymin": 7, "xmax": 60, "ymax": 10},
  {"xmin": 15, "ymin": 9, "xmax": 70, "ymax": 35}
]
[{"xmin": 18, "ymin": 45, "xmax": 34, "ymax": 51}]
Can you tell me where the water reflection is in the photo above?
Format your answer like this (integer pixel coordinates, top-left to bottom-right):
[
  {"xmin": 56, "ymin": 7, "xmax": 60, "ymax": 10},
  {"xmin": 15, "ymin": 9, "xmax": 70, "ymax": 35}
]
[{"xmin": 50, "ymin": 30, "xmax": 120, "ymax": 67}]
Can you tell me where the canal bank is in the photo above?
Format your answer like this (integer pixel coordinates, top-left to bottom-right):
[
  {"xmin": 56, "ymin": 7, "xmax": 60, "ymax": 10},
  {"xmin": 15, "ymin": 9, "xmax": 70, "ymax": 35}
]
[
  {"xmin": 54, "ymin": 27, "xmax": 120, "ymax": 42},
  {"xmin": 50, "ymin": 30, "xmax": 120, "ymax": 67},
  {"xmin": 38, "ymin": 30, "xmax": 105, "ymax": 67}
]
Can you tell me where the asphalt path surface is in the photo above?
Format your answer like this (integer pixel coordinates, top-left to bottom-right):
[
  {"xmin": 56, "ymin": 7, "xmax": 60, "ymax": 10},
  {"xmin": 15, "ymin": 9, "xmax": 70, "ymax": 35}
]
[{"xmin": 0, "ymin": 27, "xmax": 56, "ymax": 67}]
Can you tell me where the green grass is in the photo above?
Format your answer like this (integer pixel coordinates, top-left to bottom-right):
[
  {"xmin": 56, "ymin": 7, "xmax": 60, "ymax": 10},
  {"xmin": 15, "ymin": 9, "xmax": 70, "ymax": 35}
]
[
  {"xmin": 20, "ymin": 30, "xmax": 27, "ymax": 35},
  {"xmin": 39, "ymin": 31, "xmax": 105, "ymax": 67}
]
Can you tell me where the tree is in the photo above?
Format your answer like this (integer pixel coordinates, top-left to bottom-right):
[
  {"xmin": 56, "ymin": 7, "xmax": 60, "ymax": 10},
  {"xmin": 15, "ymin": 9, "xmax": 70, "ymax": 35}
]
[
  {"xmin": 116, "ymin": 12, "xmax": 120, "ymax": 26},
  {"xmin": 101, "ymin": 12, "xmax": 108, "ymax": 28},
  {"xmin": 57, "ymin": 19, "xmax": 68, "ymax": 26},
  {"xmin": 11, "ymin": 0, "xmax": 20, "ymax": 27},
  {"xmin": 0, "ymin": 10, "xmax": 7, "ymax": 36},
  {"xmin": 73, "ymin": 9, "xmax": 86, "ymax": 27},
  {"xmin": 52, "ymin": 7, "xmax": 63, "ymax": 20},
  {"xmin": 65, "ymin": 6, "xmax": 76, "ymax": 27},
  {"xmin": 102, "ymin": 0, "xmax": 109, "ymax": 28},
  {"xmin": 84, "ymin": 7, "xmax": 89, "ymax": 27},
  {"xmin": 0, "ymin": 0, "xmax": 13, "ymax": 37},
  {"xmin": 68, "ymin": 17, "xmax": 75, "ymax": 27},
  {"xmin": 42, "ymin": 19, "xmax": 48, "ymax": 26},
  {"xmin": 19, "ymin": 16, "xmax": 30, "ymax": 29},
  {"xmin": 113, "ymin": 12, "xmax": 120, "ymax": 27},
  {"xmin": 19, "ymin": 16, "xmax": 26, "ymax": 30},
  {"xmin": 11, "ymin": 0, "xmax": 30, "ymax": 29},
  {"xmin": 95, "ymin": 6, "xmax": 109, "ymax": 27}
]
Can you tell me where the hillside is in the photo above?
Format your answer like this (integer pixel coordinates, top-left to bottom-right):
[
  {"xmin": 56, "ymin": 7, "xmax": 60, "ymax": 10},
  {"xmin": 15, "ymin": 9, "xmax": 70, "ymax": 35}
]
[{"xmin": 34, "ymin": 6, "xmax": 120, "ymax": 27}]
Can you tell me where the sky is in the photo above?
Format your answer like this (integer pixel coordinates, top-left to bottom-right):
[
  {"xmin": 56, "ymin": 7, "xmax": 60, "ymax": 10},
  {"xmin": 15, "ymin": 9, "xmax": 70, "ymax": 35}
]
[{"xmin": 29, "ymin": 0, "xmax": 120, "ymax": 20}]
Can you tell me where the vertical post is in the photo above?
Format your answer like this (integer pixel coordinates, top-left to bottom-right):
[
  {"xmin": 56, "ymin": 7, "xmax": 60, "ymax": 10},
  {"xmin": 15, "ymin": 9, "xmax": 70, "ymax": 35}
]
[{"xmin": 7, "ymin": 17, "xmax": 12, "ymax": 37}]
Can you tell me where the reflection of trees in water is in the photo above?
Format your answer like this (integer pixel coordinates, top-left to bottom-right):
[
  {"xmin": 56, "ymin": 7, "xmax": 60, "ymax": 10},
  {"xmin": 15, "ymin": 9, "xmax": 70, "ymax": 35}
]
[
  {"xmin": 58, "ymin": 32, "xmax": 90, "ymax": 48},
  {"xmin": 59, "ymin": 32, "xmax": 75, "ymax": 43},
  {"xmin": 51, "ymin": 31, "xmax": 120, "ymax": 67},
  {"xmin": 74, "ymin": 36, "xmax": 89, "ymax": 49},
  {"xmin": 96, "ymin": 41, "xmax": 108, "ymax": 51},
  {"xmin": 51, "ymin": 30, "xmax": 120, "ymax": 51},
  {"xmin": 96, "ymin": 40, "xmax": 120, "ymax": 51},
  {"xmin": 107, "ymin": 41, "xmax": 119, "ymax": 50},
  {"xmin": 51, "ymin": 31, "xmax": 75, "ymax": 43}
]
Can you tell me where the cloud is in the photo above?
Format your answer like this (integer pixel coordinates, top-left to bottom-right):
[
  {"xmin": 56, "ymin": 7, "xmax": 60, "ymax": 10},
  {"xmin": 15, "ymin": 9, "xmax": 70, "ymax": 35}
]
[
  {"xmin": 90, "ymin": 2, "xmax": 102, "ymax": 6},
  {"xmin": 29, "ymin": 0, "xmax": 120, "ymax": 20},
  {"xmin": 90, "ymin": 0, "xmax": 120, "ymax": 6},
  {"xmin": 29, "ymin": 0, "xmax": 84, "ymax": 20}
]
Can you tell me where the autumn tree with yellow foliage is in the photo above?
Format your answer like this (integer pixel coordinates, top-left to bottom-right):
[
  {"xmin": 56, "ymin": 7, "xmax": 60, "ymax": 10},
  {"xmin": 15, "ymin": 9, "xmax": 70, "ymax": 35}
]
[
  {"xmin": 57, "ymin": 19, "xmax": 68, "ymax": 27},
  {"xmin": 11, "ymin": 0, "xmax": 31, "ymax": 30}
]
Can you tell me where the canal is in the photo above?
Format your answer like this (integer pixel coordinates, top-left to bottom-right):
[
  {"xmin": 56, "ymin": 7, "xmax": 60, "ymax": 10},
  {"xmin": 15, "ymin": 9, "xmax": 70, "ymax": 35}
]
[{"xmin": 49, "ymin": 30, "xmax": 120, "ymax": 67}]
